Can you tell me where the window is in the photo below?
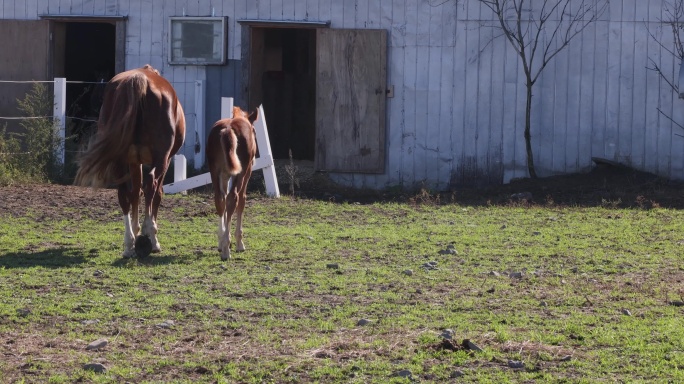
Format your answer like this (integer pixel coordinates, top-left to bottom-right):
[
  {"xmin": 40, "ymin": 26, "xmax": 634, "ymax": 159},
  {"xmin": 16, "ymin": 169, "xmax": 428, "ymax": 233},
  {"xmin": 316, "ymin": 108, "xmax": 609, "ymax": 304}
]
[{"xmin": 169, "ymin": 17, "xmax": 227, "ymax": 65}]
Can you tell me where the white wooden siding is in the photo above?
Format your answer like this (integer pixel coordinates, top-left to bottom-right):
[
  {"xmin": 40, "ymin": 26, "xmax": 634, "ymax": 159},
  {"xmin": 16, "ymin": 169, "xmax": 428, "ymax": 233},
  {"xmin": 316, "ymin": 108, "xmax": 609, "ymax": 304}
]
[{"xmin": 1, "ymin": 0, "xmax": 683, "ymax": 189}]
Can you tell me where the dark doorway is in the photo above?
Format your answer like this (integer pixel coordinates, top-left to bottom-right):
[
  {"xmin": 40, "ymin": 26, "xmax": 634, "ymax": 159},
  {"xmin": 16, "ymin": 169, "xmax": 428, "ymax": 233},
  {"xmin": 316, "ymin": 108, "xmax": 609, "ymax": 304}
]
[
  {"xmin": 249, "ymin": 28, "xmax": 316, "ymax": 161},
  {"xmin": 51, "ymin": 21, "xmax": 116, "ymax": 180},
  {"xmin": 62, "ymin": 22, "xmax": 116, "ymax": 144}
]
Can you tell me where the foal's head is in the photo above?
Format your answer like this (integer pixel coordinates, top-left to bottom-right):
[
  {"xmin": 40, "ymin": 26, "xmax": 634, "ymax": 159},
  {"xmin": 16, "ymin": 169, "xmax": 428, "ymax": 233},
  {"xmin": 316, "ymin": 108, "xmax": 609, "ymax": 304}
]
[{"xmin": 232, "ymin": 106, "xmax": 258, "ymax": 124}]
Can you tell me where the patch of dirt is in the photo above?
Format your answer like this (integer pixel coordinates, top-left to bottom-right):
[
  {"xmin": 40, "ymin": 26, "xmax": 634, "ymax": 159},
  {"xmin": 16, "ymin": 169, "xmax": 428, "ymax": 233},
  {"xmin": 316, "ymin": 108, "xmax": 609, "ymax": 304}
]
[
  {"xmin": 2, "ymin": 160, "xmax": 684, "ymax": 223},
  {"xmin": 0, "ymin": 184, "xmax": 215, "ymax": 222}
]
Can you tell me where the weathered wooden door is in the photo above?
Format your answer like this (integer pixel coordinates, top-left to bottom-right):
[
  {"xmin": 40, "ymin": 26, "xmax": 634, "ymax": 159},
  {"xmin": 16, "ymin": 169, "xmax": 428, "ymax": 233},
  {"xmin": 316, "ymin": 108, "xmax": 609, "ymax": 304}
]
[
  {"xmin": 0, "ymin": 20, "xmax": 52, "ymax": 132},
  {"xmin": 316, "ymin": 29, "xmax": 387, "ymax": 173}
]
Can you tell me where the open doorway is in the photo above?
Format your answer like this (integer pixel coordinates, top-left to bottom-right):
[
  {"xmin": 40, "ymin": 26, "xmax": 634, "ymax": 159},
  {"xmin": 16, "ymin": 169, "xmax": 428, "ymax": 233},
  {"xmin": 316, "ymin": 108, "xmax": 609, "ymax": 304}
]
[
  {"xmin": 49, "ymin": 20, "xmax": 117, "ymax": 178},
  {"xmin": 244, "ymin": 24, "xmax": 388, "ymax": 177},
  {"xmin": 62, "ymin": 22, "xmax": 116, "ymax": 144},
  {"xmin": 247, "ymin": 27, "xmax": 317, "ymax": 161}
]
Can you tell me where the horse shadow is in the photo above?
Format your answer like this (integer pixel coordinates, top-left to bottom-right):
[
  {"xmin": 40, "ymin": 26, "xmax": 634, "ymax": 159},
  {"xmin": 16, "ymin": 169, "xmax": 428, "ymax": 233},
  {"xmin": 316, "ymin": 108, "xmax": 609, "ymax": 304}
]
[
  {"xmin": 110, "ymin": 254, "xmax": 180, "ymax": 267},
  {"xmin": 0, "ymin": 248, "xmax": 182, "ymax": 269},
  {"xmin": 0, "ymin": 247, "xmax": 90, "ymax": 269}
]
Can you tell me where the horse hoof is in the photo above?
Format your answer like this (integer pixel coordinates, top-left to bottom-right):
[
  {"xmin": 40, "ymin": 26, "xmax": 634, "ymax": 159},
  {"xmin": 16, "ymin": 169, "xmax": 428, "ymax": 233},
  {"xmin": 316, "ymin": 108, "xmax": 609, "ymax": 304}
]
[{"xmin": 134, "ymin": 235, "xmax": 153, "ymax": 258}]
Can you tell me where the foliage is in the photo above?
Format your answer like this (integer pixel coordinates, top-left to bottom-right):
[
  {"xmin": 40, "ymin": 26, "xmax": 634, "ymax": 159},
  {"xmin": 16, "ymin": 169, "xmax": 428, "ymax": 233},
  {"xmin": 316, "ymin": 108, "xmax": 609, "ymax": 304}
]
[
  {"xmin": 0, "ymin": 83, "xmax": 63, "ymax": 185},
  {"xmin": 0, "ymin": 125, "xmax": 26, "ymax": 185},
  {"xmin": 1, "ymin": 190, "xmax": 684, "ymax": 382}
]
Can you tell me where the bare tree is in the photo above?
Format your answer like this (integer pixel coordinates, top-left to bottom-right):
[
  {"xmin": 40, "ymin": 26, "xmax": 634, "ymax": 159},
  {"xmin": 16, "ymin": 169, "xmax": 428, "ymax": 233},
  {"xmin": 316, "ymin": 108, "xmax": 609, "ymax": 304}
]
[
  {"xmin": 478, "ymin": 0, "xmax": 607, "ymax": 178},
  {"xmin": 647, "ymin": 0, "xmax": 684, "ymax": 133}
]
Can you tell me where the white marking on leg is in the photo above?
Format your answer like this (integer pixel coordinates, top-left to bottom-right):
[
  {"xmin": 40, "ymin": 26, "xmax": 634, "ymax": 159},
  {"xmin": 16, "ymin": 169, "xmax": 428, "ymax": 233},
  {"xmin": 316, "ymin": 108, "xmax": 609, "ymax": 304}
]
[
  {"xmin": 122, "ymin": 213, "xmax": 136, "ymax": 258},
  {"xmin": 221, "ymin": 209, "xmax": 232, "ymax": 260},
  {"xmin": 142, "ymin": 215, "xmax": 161, "ymax": 253},
  {"xmin": 235, "ymin": 206, "xmax": 245, "ymax": 252},
  {"xmin": 131, "ymin": 206, "xmax": 140, "ymax": 236},
  {"xmin": 219, "ymin": 175, "xmax": 233, "ymax": 260},
  {"xmin": 218, "ymin": 210, "xmax": 227, "ymax": 251}
]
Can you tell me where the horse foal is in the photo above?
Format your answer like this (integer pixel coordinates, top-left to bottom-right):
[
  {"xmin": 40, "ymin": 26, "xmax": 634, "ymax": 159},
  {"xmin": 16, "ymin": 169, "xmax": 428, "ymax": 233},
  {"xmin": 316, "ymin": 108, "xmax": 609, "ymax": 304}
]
[{"xmin": 207, "ymin": 107, "xmax": 258, "ymax": 260}]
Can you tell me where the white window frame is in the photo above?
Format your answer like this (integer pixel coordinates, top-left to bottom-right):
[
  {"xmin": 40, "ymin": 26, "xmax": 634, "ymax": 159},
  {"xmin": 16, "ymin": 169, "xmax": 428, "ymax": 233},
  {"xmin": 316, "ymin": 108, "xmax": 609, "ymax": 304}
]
[{"xmin": 168, "ymin": 16, "xmax": 228, "ymax": 65}]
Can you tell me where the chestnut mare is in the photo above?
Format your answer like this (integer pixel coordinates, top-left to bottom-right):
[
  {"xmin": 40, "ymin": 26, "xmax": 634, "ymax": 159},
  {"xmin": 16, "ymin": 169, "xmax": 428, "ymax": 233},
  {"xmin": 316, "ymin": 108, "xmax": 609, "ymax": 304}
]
[
  {"xmin": 74, "ymin": 65, "xmax": 186, "ymax": 258},
  {"xmin": 207, "ymin": 106, "xmax": 258, "ymax": 260}
]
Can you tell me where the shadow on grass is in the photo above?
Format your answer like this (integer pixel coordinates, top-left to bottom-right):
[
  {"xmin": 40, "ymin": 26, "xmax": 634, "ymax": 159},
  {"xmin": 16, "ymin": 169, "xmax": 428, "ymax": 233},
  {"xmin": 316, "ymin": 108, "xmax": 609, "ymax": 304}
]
[
  {"xmin": 0, "ymin": 247, "xmax": 89, "ymax": 268},
  {"xmin": 110, "ymin": 254, "xmax": 180, "ymax": 267}
]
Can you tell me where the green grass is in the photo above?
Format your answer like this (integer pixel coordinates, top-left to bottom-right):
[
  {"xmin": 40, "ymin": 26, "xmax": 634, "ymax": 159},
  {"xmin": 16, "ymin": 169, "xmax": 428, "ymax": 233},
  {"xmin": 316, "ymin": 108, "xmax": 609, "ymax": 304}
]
[{"xmin": 1, "ymin": 191, "xmax": 684, "ymax": 383}]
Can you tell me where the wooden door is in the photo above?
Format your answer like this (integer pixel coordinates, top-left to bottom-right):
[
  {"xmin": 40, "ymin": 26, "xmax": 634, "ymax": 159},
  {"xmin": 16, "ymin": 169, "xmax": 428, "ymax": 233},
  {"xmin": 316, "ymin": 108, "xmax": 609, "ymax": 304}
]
[
  {"xmin": 316, "ymin": 29, "xmax": 387, "ymax": 173},
  {"xmin": 0, "ymin": 20, "xmax": 51, "ymax": 132}
]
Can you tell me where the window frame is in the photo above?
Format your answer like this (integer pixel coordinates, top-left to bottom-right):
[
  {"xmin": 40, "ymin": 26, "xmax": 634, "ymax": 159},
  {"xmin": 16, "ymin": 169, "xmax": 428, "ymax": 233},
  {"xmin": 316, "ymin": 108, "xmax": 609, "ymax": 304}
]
[{"xmin": 168, "ymin": 16, "xmax": 228, "ymax": 65}]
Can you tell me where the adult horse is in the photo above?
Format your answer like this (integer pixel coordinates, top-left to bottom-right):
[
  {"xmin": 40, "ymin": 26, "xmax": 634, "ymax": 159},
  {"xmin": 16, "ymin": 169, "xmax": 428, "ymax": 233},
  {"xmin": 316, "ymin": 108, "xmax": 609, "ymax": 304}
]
[
  {"xmin": 207, "ymin": 106, "xmax": 257, "ymax": 260},
  {"xmin": 74, "ymin": 65, "xmax": 186, "ymax": 258}
]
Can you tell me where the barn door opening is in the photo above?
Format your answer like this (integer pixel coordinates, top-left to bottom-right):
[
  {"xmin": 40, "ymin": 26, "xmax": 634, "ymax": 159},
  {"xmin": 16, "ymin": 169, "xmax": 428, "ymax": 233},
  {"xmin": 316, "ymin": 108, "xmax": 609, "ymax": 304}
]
[
  {"xmin": 43, "ymin": 17, "xmax": 123, "ymax": 178},
  {"xmin": 315, "ymin": 29, "xmax": 387, "ymax": 173},
  {"xmin": 56, "ymin": 22, "xmax": 117, "ymax": 145},
  {"xmin": 242, "ymin": 24, "xmax": 387, "ymax": 175},
  {"xmin": 247, "ymin": 27, "xmax": 317, "ymax": 161}
]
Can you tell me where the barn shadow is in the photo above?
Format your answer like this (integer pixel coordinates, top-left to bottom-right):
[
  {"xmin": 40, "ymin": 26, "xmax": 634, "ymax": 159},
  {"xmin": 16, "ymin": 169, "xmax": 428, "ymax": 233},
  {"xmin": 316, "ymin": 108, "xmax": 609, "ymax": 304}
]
[
  {"xmin": 0, "ymin": 248, "xmax": 89, "ymax": 269},
  {"xmin": 254, "ymin": 159, "xmax": 684, "ymax": 209},
  {"xmin": 444, "ymin": 159, "xmax": 684, "ymax": 209}
]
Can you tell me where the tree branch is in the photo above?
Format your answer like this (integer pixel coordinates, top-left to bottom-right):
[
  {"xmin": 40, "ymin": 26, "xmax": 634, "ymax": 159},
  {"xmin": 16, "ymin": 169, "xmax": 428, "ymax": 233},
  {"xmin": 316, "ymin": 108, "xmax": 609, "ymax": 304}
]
[
  {"xmin": 477, "ymin": 0, "xmax": 607, "ymax": 178},
  {"xmin": 658, "ymin": 108, "xmax": 684, "ymax": 132},
  {"xmin": 647, "ymin": 58, "xmax": 679, "ymax": 94}
]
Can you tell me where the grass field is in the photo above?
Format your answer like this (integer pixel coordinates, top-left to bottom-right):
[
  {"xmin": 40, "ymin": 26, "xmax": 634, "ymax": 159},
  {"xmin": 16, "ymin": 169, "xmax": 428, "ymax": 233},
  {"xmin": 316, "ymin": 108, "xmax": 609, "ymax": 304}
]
[{"xmin": 1, "ymin": 183, "xmax": 684, "ymax": 383}]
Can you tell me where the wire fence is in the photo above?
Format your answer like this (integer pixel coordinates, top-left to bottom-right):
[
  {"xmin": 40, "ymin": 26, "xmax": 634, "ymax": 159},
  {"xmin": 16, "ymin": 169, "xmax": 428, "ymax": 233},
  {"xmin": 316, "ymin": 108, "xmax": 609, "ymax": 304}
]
[
  {"xmin": 0, "ymin": 78, "xmax": 202, "ymax": 160},
  {"xmin": 1, "ymin": 81, "xmax": 269, "ymax": 192}
]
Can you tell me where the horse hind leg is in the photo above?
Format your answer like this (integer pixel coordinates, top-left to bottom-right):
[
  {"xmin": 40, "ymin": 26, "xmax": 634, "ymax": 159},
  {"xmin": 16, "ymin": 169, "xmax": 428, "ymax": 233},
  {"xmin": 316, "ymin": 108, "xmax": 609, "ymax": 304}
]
[
  {"xmin": 121, "ymin": 207, "xmax": 137, "ymax": 259},
  {"xmin": 141, "ymin": 164, "xmax": 163, "ymax": 253},
  {"xmin": 131, "ymin": 165, "xmax": 142, "ymax": 237},
  {"xmin": 218, "ymin": 173, "xmax": 233, "ymax": 260},
  {"xmin": 222, "ymin": 195, "xmax": 238, "ymax": 261},
  {"xmin": 118, "ymin": 165, "xmax": 142, "ymax": 258},
  {"xmin": 144, "ymin": 191, "xmax": 161, "ymax": 253},
  {"xmin": 233, "ymin": 171, "xmax": 251, "ymax": 253},
  {"xmin": 219, "ymin": 209, "xmax": 230, "ymax": 260}
]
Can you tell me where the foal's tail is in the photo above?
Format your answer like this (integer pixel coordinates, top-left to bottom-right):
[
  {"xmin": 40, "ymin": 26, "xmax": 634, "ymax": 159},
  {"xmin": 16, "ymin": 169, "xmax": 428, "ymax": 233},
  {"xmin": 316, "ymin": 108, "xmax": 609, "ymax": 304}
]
[
  {"xmin": 220, "ymin": 127, "xmax": 242, "ymax": 176},
  {"xmin": 74, "ymin": 71, "xmax": 148, "ymax": 187}
]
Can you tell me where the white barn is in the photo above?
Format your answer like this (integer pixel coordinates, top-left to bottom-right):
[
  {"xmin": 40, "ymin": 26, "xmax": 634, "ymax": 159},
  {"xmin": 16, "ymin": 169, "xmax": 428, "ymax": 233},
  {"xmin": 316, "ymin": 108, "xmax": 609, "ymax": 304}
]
[{"xmin": 0, "ymin": 0, "xmax": 680, "ymax": 190}]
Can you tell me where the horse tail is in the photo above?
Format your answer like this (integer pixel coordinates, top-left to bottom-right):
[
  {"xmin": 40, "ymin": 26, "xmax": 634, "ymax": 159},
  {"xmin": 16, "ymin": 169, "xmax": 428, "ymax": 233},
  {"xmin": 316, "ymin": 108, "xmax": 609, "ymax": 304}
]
[
  {"xmin": 220, "ymin": 127, "xmax": 242, "ymax": 176},
  {"xmin": 74, "ymin": 72, "xmax": 148, "ymax": 187}
]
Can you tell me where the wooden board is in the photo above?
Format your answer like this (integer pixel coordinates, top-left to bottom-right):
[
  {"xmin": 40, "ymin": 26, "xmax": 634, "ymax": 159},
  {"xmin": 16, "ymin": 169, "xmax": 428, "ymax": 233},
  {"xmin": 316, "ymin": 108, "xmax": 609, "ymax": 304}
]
[
  {"xmin": 0, "ymin": 20, "xmax": 50, "ymax": 133},
  {"xmin": 315, "ymin": 28, "xmax": 387, "ymax": 173}
]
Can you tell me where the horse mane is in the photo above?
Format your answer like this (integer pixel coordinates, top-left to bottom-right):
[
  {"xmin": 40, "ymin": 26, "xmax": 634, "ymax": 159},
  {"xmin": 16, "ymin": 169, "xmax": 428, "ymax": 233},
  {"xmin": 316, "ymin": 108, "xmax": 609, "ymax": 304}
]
[{"xmin": 142, "ymin": 64, "xmax": 160, "ymax": 75}]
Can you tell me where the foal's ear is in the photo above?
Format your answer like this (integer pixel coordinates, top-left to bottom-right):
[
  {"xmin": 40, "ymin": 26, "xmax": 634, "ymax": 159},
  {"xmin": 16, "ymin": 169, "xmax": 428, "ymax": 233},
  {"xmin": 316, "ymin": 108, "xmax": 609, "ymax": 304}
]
[{"xmin": 248, "ymin": 108, "xmax": 258, "ymax": 125}]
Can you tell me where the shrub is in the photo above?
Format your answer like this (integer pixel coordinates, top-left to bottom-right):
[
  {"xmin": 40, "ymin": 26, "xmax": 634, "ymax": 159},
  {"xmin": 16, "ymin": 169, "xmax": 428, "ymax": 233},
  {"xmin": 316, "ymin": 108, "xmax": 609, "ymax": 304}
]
[
  {"xmin": 0, "ymin": 125, "xmax": 26, "ymax": 186},
  {"xmin": 0, "ymin": 83, "xmax": 63, "ymax": 185}
]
